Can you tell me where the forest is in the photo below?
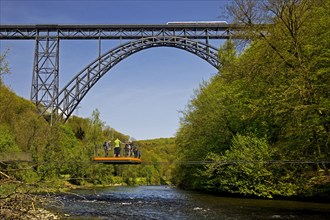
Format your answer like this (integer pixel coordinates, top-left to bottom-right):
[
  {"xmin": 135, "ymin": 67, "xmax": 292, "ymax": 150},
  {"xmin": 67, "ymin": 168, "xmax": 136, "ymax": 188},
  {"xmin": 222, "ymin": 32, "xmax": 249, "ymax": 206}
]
[
  {"xmin": 0, "ymin": 1, "xmax": 329, "ymax": 217},
  {"xmin": 0, "ymin": 81, "xmax": 177, "ymax": 186},
  {"xmin": 173, "ymin": 0, "xmax": 329, "ymax": 199}
]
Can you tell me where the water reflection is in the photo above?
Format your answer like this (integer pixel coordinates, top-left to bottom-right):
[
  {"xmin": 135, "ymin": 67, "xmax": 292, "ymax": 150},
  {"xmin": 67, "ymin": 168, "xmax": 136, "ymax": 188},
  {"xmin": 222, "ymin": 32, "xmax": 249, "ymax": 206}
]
[{"xmin": 49, "ymin": 185, "xmax": 330, "ymax": 220}]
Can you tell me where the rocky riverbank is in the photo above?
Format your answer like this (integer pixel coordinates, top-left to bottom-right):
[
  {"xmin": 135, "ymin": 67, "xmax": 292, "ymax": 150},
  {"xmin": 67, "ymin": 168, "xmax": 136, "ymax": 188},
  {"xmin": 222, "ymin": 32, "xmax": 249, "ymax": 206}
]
[{"xmin": 1, "ymin": 207, "xmax": 60, "ymax": 220}]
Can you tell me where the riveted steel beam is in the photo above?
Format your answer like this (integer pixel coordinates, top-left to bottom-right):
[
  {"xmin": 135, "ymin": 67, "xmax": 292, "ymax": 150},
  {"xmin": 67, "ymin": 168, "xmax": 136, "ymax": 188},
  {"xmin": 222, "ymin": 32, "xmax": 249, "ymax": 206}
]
[{"xmin": 0, "ymin": 24, "xmax": 247, "ymax": 40}]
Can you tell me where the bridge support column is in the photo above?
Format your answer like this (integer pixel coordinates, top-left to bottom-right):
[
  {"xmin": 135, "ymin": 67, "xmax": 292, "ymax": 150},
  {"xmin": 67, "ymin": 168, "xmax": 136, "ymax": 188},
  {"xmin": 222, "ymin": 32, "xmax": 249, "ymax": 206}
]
[{"xmin": 31, "ymin": 31, "xmax": 59, "ymax": 119}]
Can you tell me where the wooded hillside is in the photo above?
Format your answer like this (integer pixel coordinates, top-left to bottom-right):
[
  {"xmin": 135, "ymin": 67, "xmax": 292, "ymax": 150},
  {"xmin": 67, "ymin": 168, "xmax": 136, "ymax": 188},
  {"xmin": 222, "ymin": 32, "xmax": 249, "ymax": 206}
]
[{"xmin": 173, "ymin": 0, "xmax": 329, "ymax": 199}]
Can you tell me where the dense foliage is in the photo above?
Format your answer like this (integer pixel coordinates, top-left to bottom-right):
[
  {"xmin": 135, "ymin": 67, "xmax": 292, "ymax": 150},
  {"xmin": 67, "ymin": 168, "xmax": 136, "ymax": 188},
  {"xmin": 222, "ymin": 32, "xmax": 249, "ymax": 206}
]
[
  {"xmin": 0, "ymin": 81, "xmax": 176, "ymax": 191},
  {"xmin": 173, "ymin": 0, "xmax": 329, "ymax": 199},
  {"xmin": 136, "ymin": 138, "xmax": 177, "ymax": 184}
]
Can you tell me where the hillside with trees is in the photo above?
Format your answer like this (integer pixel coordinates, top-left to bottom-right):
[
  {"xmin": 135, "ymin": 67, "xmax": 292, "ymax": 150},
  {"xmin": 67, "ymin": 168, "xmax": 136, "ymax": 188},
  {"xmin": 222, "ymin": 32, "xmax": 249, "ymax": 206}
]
[
  {"xmin": 0, "ymin": 76, "xmax": 176, "ymax": 217},
  {"xmin": 173, "ymin": 0, "xmax": 329, "ymax": 199},
  {"xmin": 0, "ymin": 81, "xmax": 176, "ymax": 184}
]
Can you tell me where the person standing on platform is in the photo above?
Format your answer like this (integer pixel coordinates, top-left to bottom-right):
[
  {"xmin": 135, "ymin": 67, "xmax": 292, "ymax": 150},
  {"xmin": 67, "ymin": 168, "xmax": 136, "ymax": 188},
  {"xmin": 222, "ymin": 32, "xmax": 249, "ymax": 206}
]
[
  {"xmin": 130, "ymin": 142, "xmax": 135, "ymax": 157},
  {"xmin": 124, "ymin": 142, "xmax": 130, "ymax": 157},
  {"xmin": 107, "ymin": 140, "xmax": 111, "ymax": 156},
  {"xmin": 114, "ymin": 138, "xmax": 122, "ymax": 157},
  {"xmin": 103, "ymin": 140, "xmax": 111, "ymax": 157}
]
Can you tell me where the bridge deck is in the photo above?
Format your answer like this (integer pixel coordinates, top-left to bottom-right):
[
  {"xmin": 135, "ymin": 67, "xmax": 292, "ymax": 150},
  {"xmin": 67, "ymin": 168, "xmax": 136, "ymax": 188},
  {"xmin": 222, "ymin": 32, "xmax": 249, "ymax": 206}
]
[
  {"xmin": 92, "ymin": 157, "xmax": 142, "ymax": 164},
  {"xmin": 0, "ymin": 23, "xmax": 245, "ymax": 40}
]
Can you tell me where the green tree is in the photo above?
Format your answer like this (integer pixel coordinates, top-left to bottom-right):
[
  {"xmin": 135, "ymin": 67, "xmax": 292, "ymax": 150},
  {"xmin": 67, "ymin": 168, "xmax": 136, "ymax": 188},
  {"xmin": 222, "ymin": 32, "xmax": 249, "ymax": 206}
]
[
  {"xmin": 0, "ymin": 124, "xmax": 20, "ymax": 153},
  {"xmin": 67, "ymin": 116, "xmax": 89, "ymax": 140},
  {"xmin": 203, "ymin": 134, "xmax": 299, "ymax": 198},
  {"xmin": 0, "ymin": 48, "xmax": 10, "ymax": 87},
  {"xmin": 86, "ymin": 109, "xmax": 105, "ymax": 155}
]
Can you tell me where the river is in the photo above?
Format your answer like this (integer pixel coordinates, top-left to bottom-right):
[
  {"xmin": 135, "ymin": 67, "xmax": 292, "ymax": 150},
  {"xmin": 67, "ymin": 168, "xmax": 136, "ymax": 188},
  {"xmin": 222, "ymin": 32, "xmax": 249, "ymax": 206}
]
[{"xmin": 48, "ymin": 185, "xmax": 330, "ymax": 219}]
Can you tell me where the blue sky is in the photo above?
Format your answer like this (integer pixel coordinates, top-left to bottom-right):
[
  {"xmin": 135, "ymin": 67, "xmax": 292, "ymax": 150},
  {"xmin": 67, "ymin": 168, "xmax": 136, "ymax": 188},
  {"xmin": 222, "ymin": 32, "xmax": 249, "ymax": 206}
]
[{"xmin": 0, "ymin": 0, "xmax": 230, "ymax": 140}]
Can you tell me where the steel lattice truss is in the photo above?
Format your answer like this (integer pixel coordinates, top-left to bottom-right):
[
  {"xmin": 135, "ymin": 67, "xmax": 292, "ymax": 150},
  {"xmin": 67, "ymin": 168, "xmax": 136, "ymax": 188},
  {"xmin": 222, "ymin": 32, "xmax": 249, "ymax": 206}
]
[
  {"xmin": 0, "ymin": 24, "xmax": 246, "ymax": 121},
  {"xmin": 0, "ymin": 24, "xmax": 244, "ymax": 39},
  {"xmin": 47, "ymin": 36, "xmax": 219, "ymax": 120}
]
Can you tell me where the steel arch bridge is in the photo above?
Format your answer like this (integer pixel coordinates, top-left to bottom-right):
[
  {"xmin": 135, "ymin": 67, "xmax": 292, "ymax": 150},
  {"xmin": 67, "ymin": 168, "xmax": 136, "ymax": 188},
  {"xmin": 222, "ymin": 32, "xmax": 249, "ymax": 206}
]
[{"xmin": 0, "ymin": 23, "xmax": 245, "ymax": 121}]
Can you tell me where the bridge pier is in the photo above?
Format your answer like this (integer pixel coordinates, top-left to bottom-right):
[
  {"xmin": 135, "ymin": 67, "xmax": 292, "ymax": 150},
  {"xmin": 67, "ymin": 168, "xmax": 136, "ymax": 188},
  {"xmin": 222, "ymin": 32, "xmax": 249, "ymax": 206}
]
[{"xmin": 31, "ymin": 31, "xmax": 60, "ymax": 119}]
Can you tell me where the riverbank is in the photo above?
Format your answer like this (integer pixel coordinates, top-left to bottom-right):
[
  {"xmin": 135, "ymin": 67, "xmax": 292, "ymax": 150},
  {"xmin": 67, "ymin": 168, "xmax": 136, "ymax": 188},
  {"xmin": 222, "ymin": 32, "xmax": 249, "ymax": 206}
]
[
  {"xmin": 0, "ymin": 189, "xmax": 60, "ymax": 220},
  {"xmin": 0, "ymin": 179, "xmax": 130, "ymax": 220},
  {"xmin": 1, "ymin": 207, "xmax": 60, "ymax": 220},
  {"xmin": 180, "ymin": 174, "xmax": 330, "ymax": 203},
  {"xmin": 197, "ymin": 187, "xmax": 330, "ymax": 204}
]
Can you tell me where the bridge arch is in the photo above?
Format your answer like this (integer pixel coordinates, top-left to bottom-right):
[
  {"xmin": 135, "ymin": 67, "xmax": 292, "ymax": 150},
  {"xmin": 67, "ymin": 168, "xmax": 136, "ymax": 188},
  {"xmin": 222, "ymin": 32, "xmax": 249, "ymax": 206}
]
[{"xmin": 47, "ymin": 36, "xmax": 220, "ymax": 120}]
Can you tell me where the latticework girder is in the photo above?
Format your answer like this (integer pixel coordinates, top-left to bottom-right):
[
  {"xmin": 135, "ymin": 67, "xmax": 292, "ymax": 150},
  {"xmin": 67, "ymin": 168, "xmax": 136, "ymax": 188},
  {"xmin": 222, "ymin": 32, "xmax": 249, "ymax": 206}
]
[
  {"xmin": 44, "ymin": 36, "xmax": 219, "ymax": 120},
  {"xmin": 0, "ymin": 24, "xmax": 245, "ymax": 39}
]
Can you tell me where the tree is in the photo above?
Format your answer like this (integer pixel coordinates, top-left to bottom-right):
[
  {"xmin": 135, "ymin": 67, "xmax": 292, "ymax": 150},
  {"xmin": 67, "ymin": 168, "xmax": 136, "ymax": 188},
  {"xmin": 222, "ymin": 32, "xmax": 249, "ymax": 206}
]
[
  {"xmin": 67, "ymin": 116, "xmax": 89, "ymax": 140},
  {"xmin": 203, "ymin": 134, "xmax": 299, "ymax": 198},
  {"xmin": 85, "ymin": 109, "xmax": 105, "ymax": 155},
  {"xmin": 0, "ymin": 124, "xmax": 20, "ymax": 153},
  {"xmin": 228, "ymin": 0, "xmax": 330, "ymax": 163},
  {"xmin": 0, "ymin": 48, "xmax": 10, "ymax": 87}
]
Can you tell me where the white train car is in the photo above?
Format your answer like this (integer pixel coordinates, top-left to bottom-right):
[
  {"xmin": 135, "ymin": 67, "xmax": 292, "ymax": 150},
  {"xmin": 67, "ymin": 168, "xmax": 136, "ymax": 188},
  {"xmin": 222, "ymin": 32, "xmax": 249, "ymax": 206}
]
[{"xmin": 166, "ymin": 21, "xmax": 228, "ymax": 25}]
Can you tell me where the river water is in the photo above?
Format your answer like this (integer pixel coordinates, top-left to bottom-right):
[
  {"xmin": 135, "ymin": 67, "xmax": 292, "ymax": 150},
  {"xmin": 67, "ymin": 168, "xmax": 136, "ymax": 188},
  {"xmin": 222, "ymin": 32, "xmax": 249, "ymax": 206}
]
[{"xmin": 48, "ymin": 185, "xmax": 330, "ymax": 219}]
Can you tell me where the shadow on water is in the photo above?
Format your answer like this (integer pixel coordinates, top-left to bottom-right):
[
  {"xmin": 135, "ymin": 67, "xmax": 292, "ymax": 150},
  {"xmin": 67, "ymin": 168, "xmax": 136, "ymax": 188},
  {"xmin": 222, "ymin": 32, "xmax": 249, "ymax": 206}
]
[{"xmin": 47, "ymin": 185, "xmax": 330, "ymax": 220}]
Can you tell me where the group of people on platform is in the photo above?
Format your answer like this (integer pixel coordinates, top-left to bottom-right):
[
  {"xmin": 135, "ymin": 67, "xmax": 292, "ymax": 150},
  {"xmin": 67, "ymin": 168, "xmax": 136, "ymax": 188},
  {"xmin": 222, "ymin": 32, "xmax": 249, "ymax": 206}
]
[{"xmin": 103, "ymin": 138, "xmax": 141, "ymax": 158}]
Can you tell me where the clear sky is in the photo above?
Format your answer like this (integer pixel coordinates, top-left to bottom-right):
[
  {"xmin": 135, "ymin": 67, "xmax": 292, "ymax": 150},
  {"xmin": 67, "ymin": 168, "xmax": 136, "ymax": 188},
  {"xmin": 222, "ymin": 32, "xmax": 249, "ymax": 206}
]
[{"xmin": 0, "ymin": 0, "xmax": 230, "ymax": 140}]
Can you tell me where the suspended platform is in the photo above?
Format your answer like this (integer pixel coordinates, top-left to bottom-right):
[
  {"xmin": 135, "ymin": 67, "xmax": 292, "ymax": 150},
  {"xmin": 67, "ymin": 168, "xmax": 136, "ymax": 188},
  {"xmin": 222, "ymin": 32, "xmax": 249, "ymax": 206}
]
[{"xmin": 92, "ymin": 157, "xmax": 142, "ymax": 164}]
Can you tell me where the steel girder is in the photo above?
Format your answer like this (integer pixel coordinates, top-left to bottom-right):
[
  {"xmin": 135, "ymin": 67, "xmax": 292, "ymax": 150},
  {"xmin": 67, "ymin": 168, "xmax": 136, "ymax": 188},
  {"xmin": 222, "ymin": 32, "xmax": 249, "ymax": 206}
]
[
  {"xmin": 45, "ymin": 36, "xmax": 219, "ymax": 121},
  {"xmin": 0, "ymin": 24, "xmax": 244, "ymax": 40}
]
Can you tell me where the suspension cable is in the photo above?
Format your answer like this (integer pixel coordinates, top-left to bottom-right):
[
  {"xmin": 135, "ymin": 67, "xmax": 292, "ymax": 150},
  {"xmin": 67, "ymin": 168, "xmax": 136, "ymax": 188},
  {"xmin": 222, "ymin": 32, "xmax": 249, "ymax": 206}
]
[{"xmin": 141, "ymin": 160, "xmax": 330, "ymax": 165}]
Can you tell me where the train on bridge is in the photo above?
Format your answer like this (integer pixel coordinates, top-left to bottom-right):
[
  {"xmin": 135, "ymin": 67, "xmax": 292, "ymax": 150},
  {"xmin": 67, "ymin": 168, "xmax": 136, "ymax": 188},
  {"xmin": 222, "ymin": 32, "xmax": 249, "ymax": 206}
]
[{"xmin": 166, "ymin": 21, "xmax": 228, "ymax": 25}]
